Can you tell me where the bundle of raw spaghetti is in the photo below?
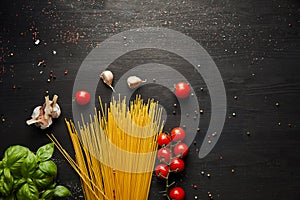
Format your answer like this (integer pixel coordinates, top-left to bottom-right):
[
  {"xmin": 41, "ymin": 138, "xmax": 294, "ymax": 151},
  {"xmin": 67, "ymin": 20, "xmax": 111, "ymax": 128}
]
[{"xmin": 48, "ymin": 95, "xmax": 164, "ymax": 200}]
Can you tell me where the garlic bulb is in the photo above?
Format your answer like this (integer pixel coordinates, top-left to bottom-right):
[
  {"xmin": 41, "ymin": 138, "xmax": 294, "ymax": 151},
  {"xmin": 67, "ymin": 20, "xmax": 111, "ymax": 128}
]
[
  {"xmin": 100, "ymin": 70, "xmax": 115, "ymax": 92},
  {"xmin": 127, "ymin": 76, "xmax": 147, "ymax": 89},
  {"xmin": 26, "ymin": 94, "xmax": 61, "ymax": 129},
  {"xmin": 26, "ymin": 106, "xmax": 52, "ymax": 129}
]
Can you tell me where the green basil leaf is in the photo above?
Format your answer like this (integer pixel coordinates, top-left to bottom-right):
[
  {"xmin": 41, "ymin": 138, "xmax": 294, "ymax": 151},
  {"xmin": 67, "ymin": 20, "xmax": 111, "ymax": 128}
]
[
  {"xmin": 40, "ymin": 189, "xmax": 54, "ymax": 200},
  {"xmin": 39, "ymin": 160, "xmax": 57, "ymax": 177},
  {"xmin": 32, "ymin": 169, "xmax": 47, "ymax": 179},
  {"xmin": 4, "ymin": 168, "xmax": 13, "ymax": 180},
  {"xmin": 48, "ymin": 182, "xmax": 57, "ymax": 189},
  {"xmin": 13, "ymin": 177, "xmax": 26, "ymax": 191},
  {"xmin": 53, "ymin": 185, "xmax": 71, "ymax": 197},
  {"xmin": 0, "ymin": 161, "xmax": 3, "ymax": 175},
  {"xmin": 20, "ymin": 151, "xmax": 37, "ymax": 177},
  {"xmin": 3, "ymin": 146, "xmax": 29, "ymax": 176},
  {"xmin": 0, "ymin": 174, "xmax": 10, "ymax": 196},
  {"xmin": 36, "ymin": 143, "xmax": 54, "ymax": 162},
  {"xmin": 34, "ymin": 177, "xmax": 53, "ymax": 190},
  {"xmin": 1, "ymin": 168, "xmax": 14, "ymax": 195},
  {"xmin": 16, "ymin": 182, "xmax": 39, "ymax": 200}
]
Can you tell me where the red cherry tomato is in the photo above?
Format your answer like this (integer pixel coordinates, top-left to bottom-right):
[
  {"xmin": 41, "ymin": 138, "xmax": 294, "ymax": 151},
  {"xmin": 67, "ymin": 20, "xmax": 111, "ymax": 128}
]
[
  {"xmin": 75, "ymin": 90, "xmax": 91, "ymax": 105},
  {"xmin": 169, "ymin": 187, "xmax": 185, "ymax": 200},
  {"xmin": 157, "ymin": 147, "xmax": 171, "ymax": 163},
  {"xmin": 155, "ymin": 164, "xmax": 169, "ymax": 179},
  {"xmin": 170, "ymin": 127, "xmax": 186, "ymax": 142},
  {"xmin": 173, "ymin": 143, "xmax": 188, "ymax": 158},
  {"xmin": 158, "ymin": 132, "xmax": 171, "ymax": 146},
  {"xmin": 174, "ymin": 82, "xmax": 190, "ymax": 99},
  {"xmin": 170, "ymin": 158, "xmax": 185, "ymax": 172}
]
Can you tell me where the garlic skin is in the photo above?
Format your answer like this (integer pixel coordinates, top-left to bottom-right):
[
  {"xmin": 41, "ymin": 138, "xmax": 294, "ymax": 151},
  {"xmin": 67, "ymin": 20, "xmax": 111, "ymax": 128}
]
[
  {"xmin": 127, "ymin": 76, "xmax": 147, "ymax": 89},
  {"xmin": 100, "ymin": 70, "xmax": 115, "ymax": 92}
]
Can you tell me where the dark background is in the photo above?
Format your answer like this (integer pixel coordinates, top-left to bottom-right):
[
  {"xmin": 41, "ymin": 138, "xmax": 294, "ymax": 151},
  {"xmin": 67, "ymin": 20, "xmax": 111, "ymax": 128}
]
[{"xmin": 1, "ymin": 0, "xmax": 300, "ymax": 199}]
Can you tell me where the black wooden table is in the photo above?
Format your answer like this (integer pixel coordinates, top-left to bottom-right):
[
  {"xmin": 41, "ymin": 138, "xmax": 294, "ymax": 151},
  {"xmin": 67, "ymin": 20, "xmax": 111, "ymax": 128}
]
[{"xmin": 1, "ymin": 0, "xmax": 300, "ymax": 199}]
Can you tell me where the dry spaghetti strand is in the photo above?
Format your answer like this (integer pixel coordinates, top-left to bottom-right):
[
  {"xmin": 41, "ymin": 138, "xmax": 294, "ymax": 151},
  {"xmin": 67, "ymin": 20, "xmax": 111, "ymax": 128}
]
[{"xmin": 49, "ymin": 96, "xmax": 163, "ymax": 200}]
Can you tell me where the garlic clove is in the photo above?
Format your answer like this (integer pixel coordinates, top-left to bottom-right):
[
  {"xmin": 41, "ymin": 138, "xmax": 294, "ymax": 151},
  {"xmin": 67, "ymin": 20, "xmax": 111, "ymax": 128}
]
[
  {"xmin": 100, "ymin": 70, "xmax": 116, "ymax": 92},
  {"xmin": 31, "ymin": 106, "xmax": 42, "ymax": 119},
  {"xmin": 26, "ymin": 118, "xmax": 40, "ymax": 125},
  {"xmin": 50, "ymin": 95, "xmax": 61, "ymax": 118},
  {"xmin": 52, "ymin": 95, "xmax": 58, "ymax": 107},
  {"xmin": 37, "ymin": 116, "xmax": 52, "ymax": 129},
  {"xmin": 44, "ymin": 96, "xmax": 52, "ymax": 120},
  {"xmin": 127, "ymin": 76, "xmax": 147, "ymax": 89},
  {"xmin": 50, "ymin": 103, "xmax": 61, "ymax": 118}
]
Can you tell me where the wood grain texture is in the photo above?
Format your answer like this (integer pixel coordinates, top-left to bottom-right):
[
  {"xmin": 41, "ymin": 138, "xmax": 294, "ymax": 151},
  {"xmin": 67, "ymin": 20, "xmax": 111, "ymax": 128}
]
[{"xmin": 0, "ymin": 0, "xmax": 300, "ymax": 199}]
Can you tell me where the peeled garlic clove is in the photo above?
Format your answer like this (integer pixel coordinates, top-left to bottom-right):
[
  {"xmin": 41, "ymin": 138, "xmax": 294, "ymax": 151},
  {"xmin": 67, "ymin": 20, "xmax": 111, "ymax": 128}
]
[
  {"xmin": 100, "ymin": 70, "xmax": 115, "ymax": 92},
  {"xmin": 127, "ymin": 76, "xmax": 147, "ymax": 89}
]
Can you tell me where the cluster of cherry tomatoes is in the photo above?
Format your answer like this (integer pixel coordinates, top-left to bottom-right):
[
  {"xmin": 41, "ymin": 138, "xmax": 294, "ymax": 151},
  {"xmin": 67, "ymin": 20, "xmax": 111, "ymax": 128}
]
[{"xmin": 155, "ymin": 127, "xmax": 188, "ymax": 200}]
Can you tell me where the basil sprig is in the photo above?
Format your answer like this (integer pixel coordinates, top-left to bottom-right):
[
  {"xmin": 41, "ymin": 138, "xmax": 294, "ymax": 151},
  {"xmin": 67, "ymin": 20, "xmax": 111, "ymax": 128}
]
[{"xmin": 0, "ymin": 143, "xmax": 71, "ymax": 200}]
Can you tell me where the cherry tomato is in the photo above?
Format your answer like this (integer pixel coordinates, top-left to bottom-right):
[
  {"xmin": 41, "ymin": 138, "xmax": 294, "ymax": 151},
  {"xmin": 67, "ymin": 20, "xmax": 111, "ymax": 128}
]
[
  {"xmin": 157, "ymin": 147, "xmax": 171, "ymax": 163},
  {"xmin": 155, "ymin": 164, "xmax": 169, "ymax": 179},
  {"xmin": 173, "ymin": 142, "xmax": 188, "ymax": 158},
  {"xmin": 158, "ymin": 132, "xmax": 171, "ymax": 146},
  {"xmin": 169, "ymin": 187, "xmax": 185, "ymax": 200},
  {"xmin": 170, "ymin": 158, "xmax": 185, "ymax": 172},
  {"xmin": 75, "ymin": 90, "xmax": 91, "ymax": 105},
  {"xmin": 170, "ymin": 127, "xmax": 186, "ymax": 142},
  {"xmin": 174, "ymin": 82, "xmax": 190, "ymax": 99}
]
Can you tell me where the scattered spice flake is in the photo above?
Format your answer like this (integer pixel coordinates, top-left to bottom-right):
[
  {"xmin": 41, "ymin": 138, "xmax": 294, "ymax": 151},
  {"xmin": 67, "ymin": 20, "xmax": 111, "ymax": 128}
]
[
  {"xmin": 193, "ymin": 184, "xmax": 198, "ymax": 190},
  {"xmin": 37, "ymin": 60, "xmax": 45, "ymax": 67},
  {"xmin": 1, "ymin": 114, "xmax": 6, "ymax": 123},
  {"xmin": 34, "ymin": 39, "xmax": 40, "ymax": 45}
]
